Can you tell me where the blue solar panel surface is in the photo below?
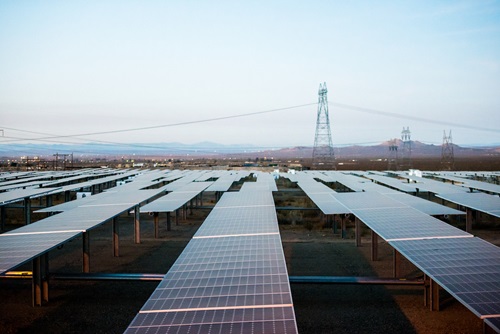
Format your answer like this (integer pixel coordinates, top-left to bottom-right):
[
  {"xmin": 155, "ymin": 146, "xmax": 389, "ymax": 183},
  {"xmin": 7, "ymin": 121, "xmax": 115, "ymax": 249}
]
[
  {"xmin": 125, "ymin": 185, "xmax": 298, "ymax": 333},
  {"xmin": 390, "ymin": 237, "xmax": 500, "ymax": 318}
]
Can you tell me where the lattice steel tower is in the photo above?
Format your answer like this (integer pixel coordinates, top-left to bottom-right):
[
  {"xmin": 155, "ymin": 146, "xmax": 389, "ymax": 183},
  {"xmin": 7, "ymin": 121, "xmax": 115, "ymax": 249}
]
[
  {"xmin": 441, "ymin": 130, "xmax": 454, "ymax": 170},
  {"xmin": 400, "ymin": 127, "xmax": 412, "ymax": 170},
  {"xmin": 312, "ymin": 82, "xmax": 335, "ymax": 169},
  {"xmin": 387, "ymin": 138, "xmax": 399, "ymax": 171}
]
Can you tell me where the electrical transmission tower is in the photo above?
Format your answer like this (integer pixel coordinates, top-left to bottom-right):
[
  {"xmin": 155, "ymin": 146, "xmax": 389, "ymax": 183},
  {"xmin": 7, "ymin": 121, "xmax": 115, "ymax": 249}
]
[
  {"xmin": 387, "ymin": 138, "xmax": 399, "ymax": 171},
  {"xmin": 441, "ymin": 130, "xmax": 454, "ymax": 170},
  {"xmin": 399, "ymin": 127, "xmax": 412, "ymax": 170},
  {"xmin": 312, "ymin": 82, "xmax": 335, "ymax": 169}
]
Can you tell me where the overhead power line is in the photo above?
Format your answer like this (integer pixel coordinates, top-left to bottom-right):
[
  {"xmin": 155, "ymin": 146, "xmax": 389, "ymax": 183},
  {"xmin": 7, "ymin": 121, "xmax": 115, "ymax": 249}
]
[
  {"xmin": 0, "ymin": 103, "xmax": 318, "ymax": 143},
  {"xmin": 330, "ymin": 102, "xmax": 500, "ymax": 134}
]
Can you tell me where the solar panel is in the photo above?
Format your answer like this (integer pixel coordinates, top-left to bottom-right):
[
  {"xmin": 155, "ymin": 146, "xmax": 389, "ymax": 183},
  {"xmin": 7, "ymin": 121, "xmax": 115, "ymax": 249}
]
[
  {"xmin": 216, "ymin": 191, "xmax": 275, "ymax": 208},
  {"xmin": 385, "ymin": 193, "xmax": 465, "ymax": 216},
  {"xmin": 35, "ymin": 195, "xmax": 96, "ymax": 213},
  {"xmin": 307, "ymin": 193, "xmax": 350, "ymax": 214},
  {"xmin": 332, "ymin": 192, "xmax": 407, "ymax": 210},
  {"xmin": 195, "ymin": 207, "xmax": 279, "ymax": 237},
  {"xmin": 428, "ymin": 172, "xmax": 500, "ymax": 195},
  {"xmin": 0, "ymin": 188, "xmax": 62, "ymax": 206},
  {"xmin": 1, "ymin": 178, "xmax": 169, "ymax": 275},
  {"xmin": 436, "ymin": 193, "xmax": 500, "ymax": 218},
  {"xmin": 205, "ymin": 172, "xmax": 246, "ymax": 192},
  {"xmin": 0, "ymin": 231, "xmax": 81, "ymax": 275},
  {"xmin": 395, "ymin": 173, "xmax": 469, "ymax": 194},
  {"xmin": 389, "ymin": 237, "xmax": 500, "ymax": 318},
  {"xmin": 363, "ymin": 174, "xmax": 418, "ymax": 193},
  {"xmin": 140, "ymin": 182, "xmax": 212, "ymax": 213},
  {"xmin": 125, "ymin": 186, "xmax": 298, "ymax": 333},
  {"xmin": 485, "ymin": 317, "xmax": 500, "ymax": 333},
  {"xmin": 351, "ymin": 206, "xmax": 472, "ymax": 241}
]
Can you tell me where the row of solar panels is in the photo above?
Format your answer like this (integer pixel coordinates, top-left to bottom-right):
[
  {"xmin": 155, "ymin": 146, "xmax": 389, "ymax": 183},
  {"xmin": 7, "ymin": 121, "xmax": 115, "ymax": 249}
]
[
  {"xmin": 125, "ymin": 179, "xmax": 297, "ymax": 333},
  {"xmin": 0, "ymin": 169, "xmax": 260, "ymax": 276},
  {"xmin": 1, "ymin": 169, "xmax": 499, "ymax": 332},
  {"xmin": 0, "ymin": 170, "xmax": 213, "ymax": 275},
  {"xmin": 285, "ymin": 171, "xmax": 500, "ymax": 327}
]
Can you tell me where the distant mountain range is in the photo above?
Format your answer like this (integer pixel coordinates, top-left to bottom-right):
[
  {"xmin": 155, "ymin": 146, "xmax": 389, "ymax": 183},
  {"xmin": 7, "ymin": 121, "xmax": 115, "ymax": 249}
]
[
  {"xmin": 250, "ymin": 140, "xmax": 500, "ymax": 159},
  {"xmin": 1, "ymin": 140, "xmax": 499, "ymax": 159}
]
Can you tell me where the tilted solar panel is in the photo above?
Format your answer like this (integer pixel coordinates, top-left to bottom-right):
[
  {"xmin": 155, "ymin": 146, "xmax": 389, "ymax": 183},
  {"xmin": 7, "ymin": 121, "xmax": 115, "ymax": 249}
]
[
  {"xmin": 390, "ymin": 237, "xmax": 500, "ymax": 319},
  {"xmin": 125, "ymin": 186, "xmax": 298, "ymax": 333}
]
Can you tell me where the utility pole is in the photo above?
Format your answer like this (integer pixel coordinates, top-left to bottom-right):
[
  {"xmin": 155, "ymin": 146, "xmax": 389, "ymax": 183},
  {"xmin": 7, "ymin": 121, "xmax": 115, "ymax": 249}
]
[
  {"xmin": 312, "ymin": 82, "xmax": 335, "ymax": 169},
  {"xmin": 441, "ymin": 130, "xmax": 454, "ymax": 171},
  {"xmin": 53, "ymin": 153, "xmax": 73, "ymax": 170},
  {"xmin": 53, "ymin": 153, "xmax": 59, "ymax": 170}
]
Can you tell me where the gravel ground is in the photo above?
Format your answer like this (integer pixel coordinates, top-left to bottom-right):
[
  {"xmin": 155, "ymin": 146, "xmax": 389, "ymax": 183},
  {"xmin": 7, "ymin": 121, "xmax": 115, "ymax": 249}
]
[{"xmin": 0, "ymin": 210, "xmax": 498, "ymax": 334}]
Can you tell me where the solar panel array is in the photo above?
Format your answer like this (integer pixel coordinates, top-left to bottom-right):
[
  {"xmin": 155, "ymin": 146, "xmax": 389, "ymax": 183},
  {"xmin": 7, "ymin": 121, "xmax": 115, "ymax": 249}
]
[
  {"xmin": 125, "ymin": 185, "xmax": 298, "ymax": 333},
  {"xmin": 0, "ymin": 187, "xmax": 62, "ymax": 206},
  {"xmin": 0, "ymin": 171, "xmax": 177, "ymax": 275},
  {"xmin": 283, "ymin": 172, "xmax": 463, "ymax": 217},
  {"xmin": 426, "ymin": 171, "xmax": 500, "ymax": 195},
  {"xmin": 394, "ymin": 172, "xmax": 469, "ymax": 194},
  {"xmin": 205, "ymin": 171, "xmax": 249, "ymax": 192},
  {"xmin": 332, "ymin": 192, "xmax": 471, "ymax": 242},
  {"xmin": 436, "ymin": 192, "xmax": 500, "ymax": 218},
  {"xmin": 390, "ymin": 237, "xmax": 500, "ymax": 319},
  {"xmin": 324, "ymin": 171, "xmax": 400, "ymax": 193},
  {"xmin": 280, "ymin": 173, "xmax": 350, "ymax": 215},
  {"xmin": 2, "ymin": 169, "xmax": 499, "ymax": 331},
  {"xmin": 327, "ymin": 182, "xmax": 500, "ymax": 326},
  {"xmin": 0, "ymin": 231, "xmax": 81, "ymax": 274},
  {"xmin": 140, "ymin": 182, "xmax": 213, "ymax": 213},
  {"xmin": 362, "ymin": 173, "xmax": 419, "ymax": 193},
  {"xmin": 163, "ymin": 171, "xmax": 209, "ymax": 191},
  {"xmin": 384, "ymin": 193, "xmax": 464, "ymax": 216}
]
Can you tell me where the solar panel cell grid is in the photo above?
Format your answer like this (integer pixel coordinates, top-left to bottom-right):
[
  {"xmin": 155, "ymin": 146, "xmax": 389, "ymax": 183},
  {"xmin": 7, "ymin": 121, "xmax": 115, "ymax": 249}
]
[
  {"xmin": 125, "ymin": 307, "xmax": 297, "ymax": 334},
  {"xmin": 351, "ymin": 207, "xmax": 471, "ymax": 241},
  {"xmin": 0, "ymin": 231, "xmax": 81, "ymax": 274},
  {"xmin": 126, "ymin": 186, "xmax": 297, "ymax": 333},
  {"xmin": 390, "ymin": 237, "xmax": 500, "ymax": 318}
]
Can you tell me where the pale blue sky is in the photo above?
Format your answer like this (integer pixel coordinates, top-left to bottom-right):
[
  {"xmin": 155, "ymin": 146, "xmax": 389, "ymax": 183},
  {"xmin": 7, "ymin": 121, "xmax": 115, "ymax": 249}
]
[{"xmin": 1, "ymin": 0, "xmax": 499, "ymax": 149}]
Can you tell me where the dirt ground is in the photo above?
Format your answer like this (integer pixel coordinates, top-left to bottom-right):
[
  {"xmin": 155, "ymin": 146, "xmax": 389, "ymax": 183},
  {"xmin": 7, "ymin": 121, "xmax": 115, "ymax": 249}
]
[{"xmin": 0, "ymin": 207, "xmax": 499, "ymax": 334}]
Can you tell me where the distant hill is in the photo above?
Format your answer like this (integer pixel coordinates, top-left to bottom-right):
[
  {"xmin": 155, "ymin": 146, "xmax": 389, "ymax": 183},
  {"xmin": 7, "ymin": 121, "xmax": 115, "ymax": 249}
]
[
  {"xmin": 229, "ymin": 140, "xmax": 500, "ymax": 159},
  {"xmin": 1, "ymin": 140, "xmax": 499, "ymax": 159}
]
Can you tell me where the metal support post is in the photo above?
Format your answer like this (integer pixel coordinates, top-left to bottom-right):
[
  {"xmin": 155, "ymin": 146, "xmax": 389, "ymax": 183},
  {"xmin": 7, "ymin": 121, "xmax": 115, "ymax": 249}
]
[
  {"xmin": 41, "ymin": 253, "xmax": 49, "ymax": 303},
  {"xmin": 430, "ymin": 278, "xmax": 440, "ymax": 311},
  {"xmin": 393, "ymin": 249, "xmax": 402, "ymax": 278},
  {"xmin": 189, "ymin": 199, "xmax": 193, "ymax": 215},
  {"xmin": 466, "ymin": 208, "xmax": 475, "ymax": 233},
  {"xmin": 46, "ymin": 194, "xmax": 53, "ymax": 207},
  {"xmin": 32, "ymin": 256, "xmax": 42, "ymax": 307},
  {"xmin": 1, "ymin": 206, "xmax": 5, "ymax": 232},
  {"xmin": 371, "ymin": 231, "xmax": 378, "ymax": 261},
  {"xmin": 153, "ymin": 212, "xmax": 159, "ymax": 238},
  {"xmin": 424, "ymin": 274, "xmax": 430, "ymax": 307},
  {"xmin": 64, "ymin": 190, "xmax": 71, "ymax": 202},
  {"xmin": 341, "ymin": 216, "xmax": 346, "ymax": 239},
  {"xmin": 83, "ymin": 232, "xmax": 90, "ymax": 273},
  {"xmin": 24, "ymin": 197, "xmax": 32, "ymax": 225},
  {"xmin": 200, "ymin": 192, "xmax": 203, "ymax": 206},
  {"xmin": 134, "ymin": 205, "xmax": 140, "ymax": 244},
  {"xmin": 112, "ymin": 218, "xmax": 119, "ymax": 257},
  {"xmin": 167, "ymin": 212, "xmax": 171, "ymax": 231},
  {"xmin": 355, "ymin": 217, "xmax": 362, "ymax": 247},
  {"xmin": 175, "ymin": 209, "xmax": 179, "ymax": 226}
]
